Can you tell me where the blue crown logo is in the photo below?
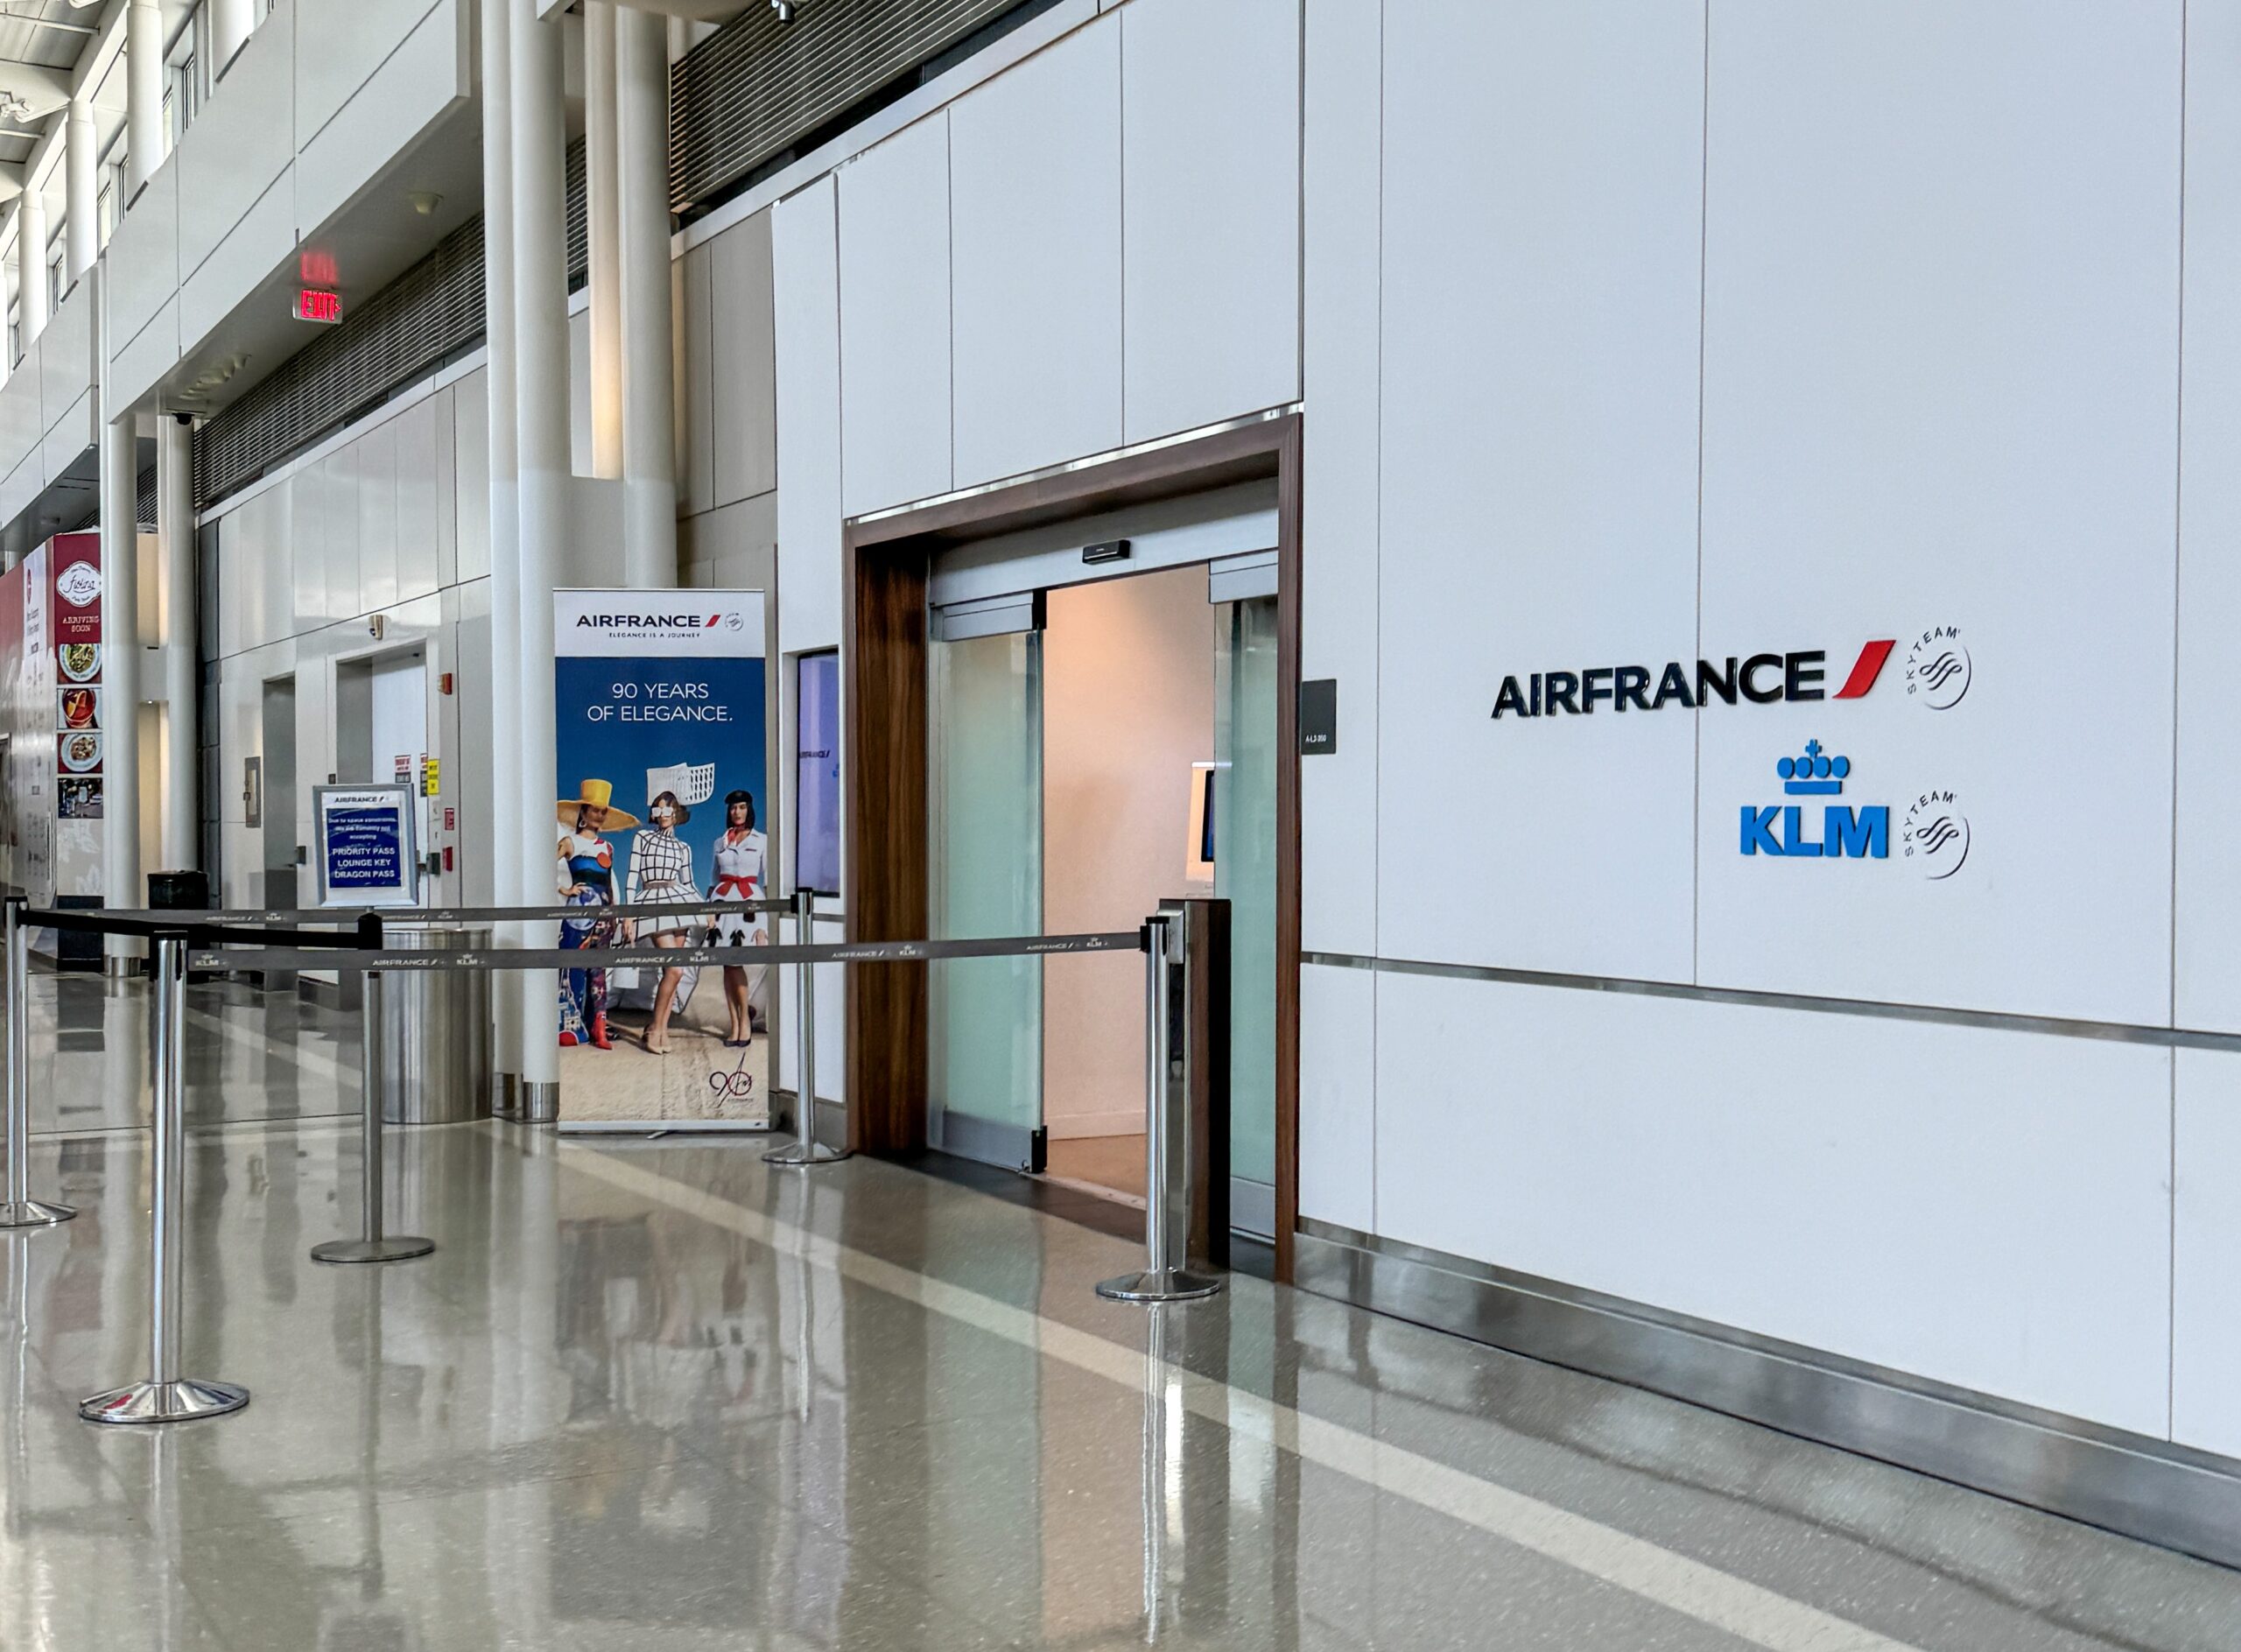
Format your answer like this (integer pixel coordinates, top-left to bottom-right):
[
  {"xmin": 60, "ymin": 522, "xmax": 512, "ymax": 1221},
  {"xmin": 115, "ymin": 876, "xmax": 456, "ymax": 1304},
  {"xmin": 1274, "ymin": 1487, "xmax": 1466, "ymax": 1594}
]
[{"xmin": 1776, "ymin": 739, "xmax": 1850, "ymax": 796}]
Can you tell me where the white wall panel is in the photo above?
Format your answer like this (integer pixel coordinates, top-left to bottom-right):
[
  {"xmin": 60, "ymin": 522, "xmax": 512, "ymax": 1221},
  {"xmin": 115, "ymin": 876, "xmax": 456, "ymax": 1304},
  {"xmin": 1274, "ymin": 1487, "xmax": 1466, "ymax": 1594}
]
[
  {"xmin": 2174, "ymin": 1047, "xmax": 2241, "ymax": 1454},
  {"xmin": 1299, "ymin": 962, "xmax": 1375, "ymax": 1231},
  {"xmin": 323, "ymin": 448, "xmax": 362, "ymax": 623},
  {"xmin": 949, "ymin": 18, "xmax": 1122, "ymax": 486},
  {"xmin": 179, "ymin": 169, "xmax": 296, "ymax": 350},
  {"xmin": 174, "ymin": 2, "xmax": 293, "ymax": 281},
  {"xmin": 1696, "ymin": 3, "xmax": 2181, "ymax": 1025},
  {"xmin": 1120, "ymin": 0, "xmax": 1299, "ymax": 444},
  {"xmin": 286, "ymin": 470, "xmax": 327, "ymax": 634},
  {"xmin": 38, "ymin": 285, "xmax": 93, "ymax": 432},
  {"xmin": 395, "ymin": 397, "xmax": 442, "ymax": 601},
  {"xmin": 681, "ymin": 244, "xmax": 715, "ymax": 515},
  {"xmin": 838, "ymin": 114, "xmax": 952, "ymax": 516},
  {"xmin": 772, "ymin": 176, "xmax": 843, "ymax": 657},
  {"xmin": 357, "ymin": 416, "xmax": 399, "ymax": 612},
  {"xmin": 0, "ymin": 368, "xmax": 39, "ymax": 486},
  {"xmin": 452, "ymin": 372, "xmax": 490, "ymax": 583},
  {"xmin": 295, "ymin": 0, "xmax": 467, "ymax": 233},
  {"xmin": 108, "ymin": 297, "xmax": 179, "ymax": 416},
  {"xmin": 567, "ymin": 305, "xmax": 592, "ymax": 478},
  {"xmin": 38, "ymin": 394, "xmax": 91, "ymax": 488},
  {"xmin": 294, "ymin": 0, "xmax": 440, "ymax": 146},
  {"xmin": 711, "ymin": 211, "xmax": 778, "ymax": 507},
  {"xmin": 1375, "ymin": 0, "xmax": 1704, "ymax": 981},
  {"xmin": 108, "ymin": 158, "xmax": 179, "ymax": 350},
  {"xmin": 2176, "ymin": 0, "xmax": 2241, "ymax": 1032},
  {"xmin": 1374, "ymin": 970, "xmax": 2173, "ymax": 1435},
  {"xmin": 1298, "ymin": 0, "xmax": 1380, "ymax": 960}
]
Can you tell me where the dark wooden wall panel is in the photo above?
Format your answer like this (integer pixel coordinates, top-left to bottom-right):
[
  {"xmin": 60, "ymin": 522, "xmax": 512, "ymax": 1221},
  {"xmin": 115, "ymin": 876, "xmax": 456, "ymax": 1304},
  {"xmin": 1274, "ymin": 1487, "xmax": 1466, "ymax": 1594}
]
[{"xmin": 844, "ymin": 538, "xmax": 930, "ymax": 1152}]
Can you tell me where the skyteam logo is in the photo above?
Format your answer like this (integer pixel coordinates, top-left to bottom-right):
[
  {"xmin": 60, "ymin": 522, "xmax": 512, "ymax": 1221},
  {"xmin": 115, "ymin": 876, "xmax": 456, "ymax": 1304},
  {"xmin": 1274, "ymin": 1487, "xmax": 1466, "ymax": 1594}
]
[
  {"xmin": 1902, "ymin": 790, "xmax": 1971, "ymax": 879},
  {"xmin": 1739, "ymin": 741, "xmax": 1889, "ymax": 860},
  {"xmin": 1905, "ymin": 626, "xmax": 1971, "ymax": 710}
]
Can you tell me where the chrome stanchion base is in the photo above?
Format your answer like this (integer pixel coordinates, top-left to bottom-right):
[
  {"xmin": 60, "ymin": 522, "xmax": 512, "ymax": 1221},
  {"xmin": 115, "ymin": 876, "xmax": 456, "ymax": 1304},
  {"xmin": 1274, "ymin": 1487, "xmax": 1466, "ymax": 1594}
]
[
  {"xmin": 0, "ymin": 1199, "xmax": 75, "ymax": 1228},
  {"xmin": 521, "ymin": 1080, "xmax": 559, "ymax": 1124},
  {"xmin": 310, "ymin": 1235, "xmax": 435, "ymax": 1264},
  {"xmin": 762, "ymin": 1141, "xmax": 851, "ymax": 1167},
  {"xmin": 79, "ymin": 1377, "xmax": 250, "ymax": 1425},
  {"xmin": 1096, "ymin": 1268, "xmax": 1225, "ymax": 1304}
]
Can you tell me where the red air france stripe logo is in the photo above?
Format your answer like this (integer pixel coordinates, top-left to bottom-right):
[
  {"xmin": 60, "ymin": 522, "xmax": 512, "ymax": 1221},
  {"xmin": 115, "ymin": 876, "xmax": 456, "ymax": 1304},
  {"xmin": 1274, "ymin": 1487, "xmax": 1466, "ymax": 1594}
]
[{"xmin": 1834, "ymin": 639, "xmax": 1895, "ymax": 699}]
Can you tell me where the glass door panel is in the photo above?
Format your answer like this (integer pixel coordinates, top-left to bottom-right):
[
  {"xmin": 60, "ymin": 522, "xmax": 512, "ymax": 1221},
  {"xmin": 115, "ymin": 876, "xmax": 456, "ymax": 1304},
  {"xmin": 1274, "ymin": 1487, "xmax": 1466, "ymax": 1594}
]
[
  {"xmin": 929, "ymin": 629, "xmax": 1043, "ymax": 1166},
  {"xmin": 1215, "ymin": 596, "xmax": 1279, "ymax": 1211}
]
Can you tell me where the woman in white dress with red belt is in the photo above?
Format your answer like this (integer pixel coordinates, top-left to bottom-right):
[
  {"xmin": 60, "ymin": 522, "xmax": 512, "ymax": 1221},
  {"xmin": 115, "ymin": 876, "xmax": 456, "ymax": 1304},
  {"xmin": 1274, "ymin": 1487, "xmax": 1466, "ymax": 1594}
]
[{"xmin": 708, "ymin": 791, "xmax": 769, "ymax": 1047}]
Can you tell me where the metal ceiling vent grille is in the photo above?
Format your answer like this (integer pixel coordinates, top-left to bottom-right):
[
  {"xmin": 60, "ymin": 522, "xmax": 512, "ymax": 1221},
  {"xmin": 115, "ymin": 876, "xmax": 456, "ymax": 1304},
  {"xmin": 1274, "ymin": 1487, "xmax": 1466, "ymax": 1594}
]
[
  {"xmin": 670, "ymin": 0, "xmax": 1028, "ymax": 216},
  {"xmin": 194, "ymin": 219, "xmax": 488, "ymax": 507}
]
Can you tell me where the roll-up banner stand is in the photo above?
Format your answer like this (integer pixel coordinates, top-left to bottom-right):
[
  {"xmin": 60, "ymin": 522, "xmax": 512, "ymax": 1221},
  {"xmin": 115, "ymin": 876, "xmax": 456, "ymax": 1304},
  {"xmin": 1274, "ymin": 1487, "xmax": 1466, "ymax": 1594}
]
[{"xmin": 553, "ymin": 591, "xmax": 772, "ymax": 1131}]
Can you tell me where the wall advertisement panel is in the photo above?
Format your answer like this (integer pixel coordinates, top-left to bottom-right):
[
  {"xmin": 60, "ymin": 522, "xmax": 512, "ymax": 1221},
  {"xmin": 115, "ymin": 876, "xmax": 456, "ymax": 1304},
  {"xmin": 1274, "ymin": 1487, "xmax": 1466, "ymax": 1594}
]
[{"xmin": 554, "ymin": 591, "xmax": 772, "ymax": 1131}]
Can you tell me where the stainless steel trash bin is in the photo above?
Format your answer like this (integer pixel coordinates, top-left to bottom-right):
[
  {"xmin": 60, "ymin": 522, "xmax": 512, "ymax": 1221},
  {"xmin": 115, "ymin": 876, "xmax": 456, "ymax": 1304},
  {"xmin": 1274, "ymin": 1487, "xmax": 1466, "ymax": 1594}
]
[{"xmin": 376, "ymin": 927, "xmax": 491, "ymax": 1124}]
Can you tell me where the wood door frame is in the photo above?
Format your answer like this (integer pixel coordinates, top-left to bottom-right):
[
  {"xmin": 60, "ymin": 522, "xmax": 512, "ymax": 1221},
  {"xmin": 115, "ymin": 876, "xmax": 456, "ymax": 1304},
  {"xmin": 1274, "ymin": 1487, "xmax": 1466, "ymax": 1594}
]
[{"xmin": 843, "ymin": 412, "xmax": 1305, "ymax": 1280}]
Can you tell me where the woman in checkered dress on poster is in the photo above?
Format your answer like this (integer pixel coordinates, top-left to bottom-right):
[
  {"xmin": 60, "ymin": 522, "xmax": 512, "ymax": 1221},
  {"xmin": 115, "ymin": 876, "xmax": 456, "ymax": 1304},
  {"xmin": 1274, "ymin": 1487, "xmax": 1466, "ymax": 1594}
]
[{"xmin": 627, "ymin": 791, "xmax": 697, "ymax": 1053}]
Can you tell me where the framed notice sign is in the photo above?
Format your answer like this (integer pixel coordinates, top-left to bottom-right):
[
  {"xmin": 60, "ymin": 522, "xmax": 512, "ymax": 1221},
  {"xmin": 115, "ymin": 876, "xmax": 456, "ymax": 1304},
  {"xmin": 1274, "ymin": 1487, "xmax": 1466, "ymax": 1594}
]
[{"xmin": 314, "ymin": 784, "xmax": 420, "ymax": 908}]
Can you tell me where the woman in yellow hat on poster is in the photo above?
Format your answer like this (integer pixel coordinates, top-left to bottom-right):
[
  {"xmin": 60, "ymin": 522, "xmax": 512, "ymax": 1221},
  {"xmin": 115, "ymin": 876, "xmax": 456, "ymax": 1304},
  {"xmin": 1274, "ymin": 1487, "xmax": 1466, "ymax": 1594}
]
[{"xmin": 557, "ymin": 779, "xmax": 637, "ymax": 1050}]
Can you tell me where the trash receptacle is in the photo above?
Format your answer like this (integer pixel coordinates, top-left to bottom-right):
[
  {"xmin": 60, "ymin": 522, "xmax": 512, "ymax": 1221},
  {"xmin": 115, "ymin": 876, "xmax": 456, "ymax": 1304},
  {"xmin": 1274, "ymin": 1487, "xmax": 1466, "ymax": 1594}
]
[
  {"xmin": 146, "ymin": 870, "xmax": 211, "ymax": 911},
  {"xmin": 375, "ymin": 927, "xmax": 490, "ymax": 1125}
]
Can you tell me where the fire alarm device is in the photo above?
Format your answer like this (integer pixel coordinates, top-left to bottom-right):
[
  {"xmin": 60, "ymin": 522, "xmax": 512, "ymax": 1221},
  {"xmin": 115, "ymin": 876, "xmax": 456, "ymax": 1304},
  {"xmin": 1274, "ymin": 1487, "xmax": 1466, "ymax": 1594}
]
[{"xmin": 439, "ymin": 671, "xmax": 454, "ymax": 694}]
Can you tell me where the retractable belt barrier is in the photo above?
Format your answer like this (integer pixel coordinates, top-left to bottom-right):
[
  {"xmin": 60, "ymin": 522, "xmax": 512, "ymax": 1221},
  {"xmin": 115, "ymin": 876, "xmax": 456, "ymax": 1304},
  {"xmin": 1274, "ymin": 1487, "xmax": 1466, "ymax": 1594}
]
[
  {"xmin": 182, "ymin": 930, "xmax": 1145, "ymax": 975},
  {"xmin": 6, "ymin": 891, "xmax": 1215, "ymax": 1432},
  {"xmin": 90, "ymin": 898, "xmax": 797, "ymax": 929}
]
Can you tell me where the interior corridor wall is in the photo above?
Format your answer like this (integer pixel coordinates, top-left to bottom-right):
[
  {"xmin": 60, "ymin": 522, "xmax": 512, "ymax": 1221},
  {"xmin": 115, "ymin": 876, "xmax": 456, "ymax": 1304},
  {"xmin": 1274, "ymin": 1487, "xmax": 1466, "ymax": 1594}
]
[{"xmin": 205, "ymin": 370, "xmax": 491, "ymax": 912}]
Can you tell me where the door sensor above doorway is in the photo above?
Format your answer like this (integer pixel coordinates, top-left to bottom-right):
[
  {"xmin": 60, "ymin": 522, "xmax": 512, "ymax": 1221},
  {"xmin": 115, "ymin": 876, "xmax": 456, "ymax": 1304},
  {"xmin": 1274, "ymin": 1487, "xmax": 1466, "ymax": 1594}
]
[{"xmin": 1081, "ymin": 538, "xmax": 1131, "ymax": 566}]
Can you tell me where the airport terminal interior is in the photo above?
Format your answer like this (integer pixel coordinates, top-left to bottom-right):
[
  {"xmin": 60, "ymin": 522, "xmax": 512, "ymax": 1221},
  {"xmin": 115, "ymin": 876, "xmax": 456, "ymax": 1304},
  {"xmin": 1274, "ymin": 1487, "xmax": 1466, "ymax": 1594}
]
[{"xmin": 0, "ymin": 0, "xmax": 2237, "ymax": 1647}]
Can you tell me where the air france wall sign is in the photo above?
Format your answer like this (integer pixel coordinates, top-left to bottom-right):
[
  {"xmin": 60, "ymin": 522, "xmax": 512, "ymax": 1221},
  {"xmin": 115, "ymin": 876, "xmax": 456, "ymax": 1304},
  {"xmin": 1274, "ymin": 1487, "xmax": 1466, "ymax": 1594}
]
[
  {"xmin": 1485, "ymin": 625, "xmax": 1976, "ymax": 882},
  {"xmin": 1489, "ymin": 628, "xmax": 1971, "ymax": 720},
  {"xmin": 1491, "ymin": 640, "xmax": 1894, "ymax": 719}
]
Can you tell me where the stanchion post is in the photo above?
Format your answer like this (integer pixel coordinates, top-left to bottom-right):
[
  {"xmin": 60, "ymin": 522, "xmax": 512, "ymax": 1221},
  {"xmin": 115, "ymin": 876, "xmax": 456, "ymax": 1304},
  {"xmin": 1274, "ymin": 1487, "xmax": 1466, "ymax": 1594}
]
[
  {"xmin": 0, "ymin": 896, "xmax": 73, "ymax": 1228},
  {"xmin": 81, "ymin": 931, "xmax": 249, "ymax": 1423},
  {"xmin": 313, "ymin": 921, "xmax": 433, "ymax": 1263},
  {"xmin": 765, "ymin": 887, "xmax": 848, "ymax": 1167},
  {"xmin": 1099, "ymin": 910, "xmax": 1223, "ymax": 1304}
]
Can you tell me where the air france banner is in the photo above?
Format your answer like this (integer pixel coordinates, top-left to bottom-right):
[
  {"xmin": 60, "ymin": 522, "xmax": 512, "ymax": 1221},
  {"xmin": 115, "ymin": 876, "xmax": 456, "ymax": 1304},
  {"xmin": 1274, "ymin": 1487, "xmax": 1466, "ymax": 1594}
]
[
  {"xmin": 315, "ymin": 785, "xmax": 419, "ymax": 908},
  {"xmin": 553, "ymin": 590, "xmax": 770, "ymax": 1132}
]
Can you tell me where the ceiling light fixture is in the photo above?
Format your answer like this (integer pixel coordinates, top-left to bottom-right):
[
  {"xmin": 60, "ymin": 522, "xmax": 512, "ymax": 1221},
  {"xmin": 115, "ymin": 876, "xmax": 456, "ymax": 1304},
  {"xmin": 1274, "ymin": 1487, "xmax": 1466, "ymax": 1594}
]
[{"xmin": 770, "ymin": 1, "xmax": 795, "ymax": 21}]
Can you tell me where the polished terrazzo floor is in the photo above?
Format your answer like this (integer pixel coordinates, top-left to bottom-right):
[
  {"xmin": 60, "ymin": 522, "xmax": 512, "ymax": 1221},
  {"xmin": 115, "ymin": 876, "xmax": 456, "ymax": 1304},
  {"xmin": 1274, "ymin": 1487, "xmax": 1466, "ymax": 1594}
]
[{"xmin": 0, "ymin": 968, "xmax": 2237, "ymax": 1649}]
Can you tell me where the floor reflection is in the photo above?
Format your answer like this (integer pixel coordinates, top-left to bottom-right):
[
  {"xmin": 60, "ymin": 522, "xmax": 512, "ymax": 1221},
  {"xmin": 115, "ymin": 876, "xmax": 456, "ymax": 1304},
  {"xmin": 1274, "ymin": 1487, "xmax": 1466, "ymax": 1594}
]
[{"xmin": 0, "ymin": 1045, "xmax": 2226, "ymax": 1648}]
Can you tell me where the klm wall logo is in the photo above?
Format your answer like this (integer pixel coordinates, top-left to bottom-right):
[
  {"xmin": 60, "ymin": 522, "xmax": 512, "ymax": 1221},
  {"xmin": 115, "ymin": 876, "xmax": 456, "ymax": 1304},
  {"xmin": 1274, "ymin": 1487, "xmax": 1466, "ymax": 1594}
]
[{"xmin": 1739, "ymin": 742, "xmax": 1889, "ymax": 860}]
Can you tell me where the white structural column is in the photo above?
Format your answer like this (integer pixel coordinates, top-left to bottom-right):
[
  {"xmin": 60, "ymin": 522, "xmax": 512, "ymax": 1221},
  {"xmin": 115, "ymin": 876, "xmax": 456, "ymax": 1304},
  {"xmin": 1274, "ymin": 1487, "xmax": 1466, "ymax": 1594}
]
[
  {"xmin": 66, "ymin": 99, "xmax": 96, "ymax": 285},
  {"xmin": 481, "ymin": 0, "xmax": 523, "ymax": 1097},
  {"xmin": 125, "ymin": 0, "xmax": 163, "ymax": 199},
  {"xmin": 616, "ymin": 6, "xmax": 677, "ymax": 587},
  {"xmin": 585, "ymin": 2, "xmax": 622, "ymax": 478},
  {"xmin": 16, "ymin": 188, "xmax": 47, "ymax": 348},
  {"xmin": 513, "ymin": 0, "xmax": 569, "ymax": 1103},
  {"xmin": 99, "ymin": 274, "xmax": 142, "ymax": 961},
  {"xmin": 156, "ymin": 414, "xmax": 195, "ymax": 871},
  {"xmin": 210, "ymin": 0, "xmax": 253, "ymax": 76}
]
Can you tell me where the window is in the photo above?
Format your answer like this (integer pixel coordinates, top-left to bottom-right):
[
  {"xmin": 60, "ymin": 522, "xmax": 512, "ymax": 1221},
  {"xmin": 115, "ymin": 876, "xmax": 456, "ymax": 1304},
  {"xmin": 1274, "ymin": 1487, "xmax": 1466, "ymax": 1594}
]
[{"xmin": 48, "ymin": 250, "xmax": 62, "ymax": 305}]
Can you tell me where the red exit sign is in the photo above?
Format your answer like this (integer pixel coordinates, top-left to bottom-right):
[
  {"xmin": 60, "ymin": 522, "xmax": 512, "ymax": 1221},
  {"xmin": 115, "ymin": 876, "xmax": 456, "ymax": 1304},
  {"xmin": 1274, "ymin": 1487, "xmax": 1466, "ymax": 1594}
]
[{"xmin": 293, "ymin": 289, "xmax": 341, "ymax": 324}]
